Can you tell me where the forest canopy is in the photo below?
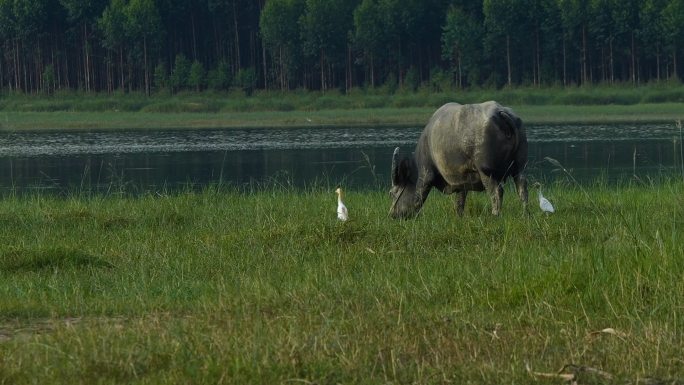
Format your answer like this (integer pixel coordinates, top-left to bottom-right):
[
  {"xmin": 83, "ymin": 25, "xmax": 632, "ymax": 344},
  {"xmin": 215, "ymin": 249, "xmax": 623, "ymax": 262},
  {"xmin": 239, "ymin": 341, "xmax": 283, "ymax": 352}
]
[{"xmin": 1, "ymin": 0, "xmax": 683, "ymax": 95}]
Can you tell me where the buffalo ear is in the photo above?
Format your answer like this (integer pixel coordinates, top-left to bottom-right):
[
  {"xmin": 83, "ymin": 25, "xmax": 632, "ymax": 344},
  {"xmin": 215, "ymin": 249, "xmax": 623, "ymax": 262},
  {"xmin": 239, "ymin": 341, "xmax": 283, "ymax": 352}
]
[
  {"xmin": 391, "ymin": 147, "xmax": 414, "ymax": 186},
  {"xmin": 498, "ymin": 109, "xmax": 522, "ymax": 138},
  {"xmin": 396, "ymin": 162, "xmax": 413, "ymax": 185}
]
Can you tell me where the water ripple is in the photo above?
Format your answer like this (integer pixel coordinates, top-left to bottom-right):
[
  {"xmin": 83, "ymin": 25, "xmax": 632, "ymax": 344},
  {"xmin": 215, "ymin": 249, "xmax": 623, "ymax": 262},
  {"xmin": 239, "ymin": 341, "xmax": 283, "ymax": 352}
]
[{"xmin": 0, "ymin": 123, "xmax": 680, "ymax": 156}]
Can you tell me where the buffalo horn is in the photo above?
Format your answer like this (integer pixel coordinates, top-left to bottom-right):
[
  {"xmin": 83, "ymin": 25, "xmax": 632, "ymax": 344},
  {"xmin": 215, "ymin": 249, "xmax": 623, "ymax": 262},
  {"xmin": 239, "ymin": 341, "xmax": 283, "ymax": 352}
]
[{"xmin": 391, "ymin": 147, "xmax": 400, "ymax": 185}]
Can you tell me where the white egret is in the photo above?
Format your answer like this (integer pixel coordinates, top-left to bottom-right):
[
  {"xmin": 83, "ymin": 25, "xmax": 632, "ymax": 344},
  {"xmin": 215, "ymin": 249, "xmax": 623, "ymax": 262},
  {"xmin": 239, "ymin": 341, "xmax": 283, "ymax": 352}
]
[
  {"xmin": 535, "ymin": 183, "xmax": 555, "ymax": 213},
  {"xmin": 335, "ymin": 187, "xmax": 349, "ymax": 221}
]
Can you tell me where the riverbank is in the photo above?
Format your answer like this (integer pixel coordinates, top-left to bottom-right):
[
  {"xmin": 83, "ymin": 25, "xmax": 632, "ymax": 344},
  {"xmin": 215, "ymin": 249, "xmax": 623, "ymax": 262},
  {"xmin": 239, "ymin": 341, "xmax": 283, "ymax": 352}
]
[
  {"xmin": 2, "ymin": 85, "xmax": 684, "ymax": 130},
  {"xmin": 1, "ymin": 182, "xmax": 683, "ymax": 383},
  {"xmin": 1, "ymin": 103, "xmax": 684, "ymax": 131}
]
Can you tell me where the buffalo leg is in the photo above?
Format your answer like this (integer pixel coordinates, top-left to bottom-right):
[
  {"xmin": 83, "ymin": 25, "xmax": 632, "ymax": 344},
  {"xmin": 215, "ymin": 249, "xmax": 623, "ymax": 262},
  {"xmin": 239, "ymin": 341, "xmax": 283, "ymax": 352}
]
[
  {"xmin": 455, "ymin": 190, "xmax": 467, "ymax": 216},
  {"xmin": 479, "ymin": 172, "xmax": 503, "ymax": 216},
  {"xmin": 414, "ymin": 167, "xmax": 434, "ymax": 214},
  {"xmin": 513, "ymin": 173, "xmax": 528, "ymax": 213}
]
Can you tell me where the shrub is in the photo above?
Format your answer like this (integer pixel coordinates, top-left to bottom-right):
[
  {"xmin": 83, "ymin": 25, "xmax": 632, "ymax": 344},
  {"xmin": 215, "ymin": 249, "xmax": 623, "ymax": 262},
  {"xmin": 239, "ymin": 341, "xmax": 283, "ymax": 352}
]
[
  {"xmin": 169, "ymin": 54, "xmax": 191, "ymax": 93},
  {"xmin": 429, "ymin": 67, "xmax": 452, "ymax": 93},
  {"xmin": 188, "ymin": 61, "xmax": 207, "ymax": 92},
  {"xmin": 207, "ymin": 61, "xmax": 232, "ymax": 91},
  {"xmin": 153, "ymin": 62, "xmax": 168, "ymax": 93},
  {"xmin": 42, "ymin": 64, "xmax": 56, "ymax": 95}
]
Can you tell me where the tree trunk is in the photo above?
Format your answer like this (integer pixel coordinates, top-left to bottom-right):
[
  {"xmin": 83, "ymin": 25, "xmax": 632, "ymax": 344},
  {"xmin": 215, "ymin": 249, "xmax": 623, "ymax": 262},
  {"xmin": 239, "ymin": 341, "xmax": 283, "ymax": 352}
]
[
  {"xmin": 128, "ymin": 57, "xmax": 133, "ymax": 93},
  {"xmin": 37, "ymin": 40, "xmax": 42, "ymax": 93},
  {"xmin": 562, "ymin": 38, "xmax": 566, "ymax": 86},
  {"xmin": 191, "ymin": 14, "xmax": 197, "ymax": 60},
  {"xmin": 233, "ymin": 0, "xmax": 241, "ymax": 71},
  {"xmin": 346, "ymin": 44, "xmax": 352, "ymax": 93},
  {"xmin": 14, "ymin": 40, "xmax": 20, "ymax": 91},
  {"xmin": 84, "ymin": 24, "xmax": 90, "ymax": 92},
  {"xmin": 458, "ymin": 54, "xmax": 462, "ymax": 88},
  {"xmin": 0, "ymin": 51, "xmax": 3, "ymax": 90},
  {"xmin": 144, "ymin": 36, "xmax": 149, "ymax": 96},
  {"xmin": 582, "ymin": 25, "xmax": 588, "ymax": 84},
  {"xmin": 370, "ymin": 53, "xmax": 375, "ymax": 87},
  {"xmin": 610, "ymin": 38, "xmax": 614, "ymax": 84},
  {"xmin": 119, "ymin": 47, "xmax": 124, "ymax": 91},
  {"xmin": 107, "ymin": 52, "xmax": 112, "ymax": 93},
  {"xmin": 320, "ymin": 50, "xmax": 325, "ymax": 92},
  {"xmin": 506, "ymin": 34, "xmax": 511, "ymax": 86},
  {"xmin": 674, "ymin": 48, "xmax": 678, "ymax": 79},
  {"xmin": 631, "ymin": 32, "xmax": 636, "ymax": 84},
  {"xmin": 279, "ymin": 46, "xmax": 285, "ymax": 91},
  {"xmin": 536, "ymin": 28, "xmax": 541, "ymax": 86},
  {"xmin": 214, "ymin": 21, "xmax": 221, "ymax": 61},
  {"xmin": 65, "ymin": 49, "xmax": 70, "ymax": 89},
  {"xmin": 657, "ymin": 47, "xmax": 661, "ymax": 81},
  {"xmin": 262, "ymin": 37, "xmax": 267, "ymax": 90},
  {"xmin": 22, "ymin": 42, "xmax": 28, "ymax": 92}
]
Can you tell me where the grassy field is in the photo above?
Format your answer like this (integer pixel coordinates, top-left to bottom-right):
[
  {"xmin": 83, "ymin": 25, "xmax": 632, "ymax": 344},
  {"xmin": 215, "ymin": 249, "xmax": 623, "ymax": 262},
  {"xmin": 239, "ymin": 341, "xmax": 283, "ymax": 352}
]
[
  {"xmin": 3, "ymin": 85, "xmax": 684, "ymax": 130},
  {"xmin": 1, "ymin": 180, "xmax": 684, "ymax": 384}
]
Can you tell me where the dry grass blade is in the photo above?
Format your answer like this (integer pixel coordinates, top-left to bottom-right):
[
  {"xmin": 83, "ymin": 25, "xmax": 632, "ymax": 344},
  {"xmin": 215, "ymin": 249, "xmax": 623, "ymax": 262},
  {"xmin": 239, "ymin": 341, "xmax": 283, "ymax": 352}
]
[
  {"xmin": 632, "ymin": 377, "xmax": 684, "ymax": 385},
  {"xmin": 526, "ymin": 363, "xmax": 614, "ymax": 384},
  {"xmin": 525, "ymin": 363, "xmax": 576, "ymax": 382},
  {"xmin": 587, "ymin": 327, "xmax": 628, "ymax": 339},
  {"xmin": 284, "ymin": 379, "xmax": 318, "ymax": 385},
  {"xmin": 561, "ymin": 364, "xmax": 614, "ymax": 380},
  {"xmin": 544, "ymin": 156, "xmax": 565, "ymax": 170}
]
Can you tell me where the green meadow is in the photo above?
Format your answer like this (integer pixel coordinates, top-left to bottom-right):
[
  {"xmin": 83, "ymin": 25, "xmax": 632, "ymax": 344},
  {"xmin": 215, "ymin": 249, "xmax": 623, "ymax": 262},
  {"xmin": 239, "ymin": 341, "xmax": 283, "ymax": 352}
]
[{"xmin": 1, "ymin": 179, "xmax": 683, "ymax": 384}]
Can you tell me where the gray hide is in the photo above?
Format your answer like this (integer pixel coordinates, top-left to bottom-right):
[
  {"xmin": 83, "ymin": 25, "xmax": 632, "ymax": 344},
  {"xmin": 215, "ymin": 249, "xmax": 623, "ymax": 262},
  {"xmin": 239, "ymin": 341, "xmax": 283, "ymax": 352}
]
[{"xmin": 389, "ymin": 101, "xmax": 528, "ymax": 219}]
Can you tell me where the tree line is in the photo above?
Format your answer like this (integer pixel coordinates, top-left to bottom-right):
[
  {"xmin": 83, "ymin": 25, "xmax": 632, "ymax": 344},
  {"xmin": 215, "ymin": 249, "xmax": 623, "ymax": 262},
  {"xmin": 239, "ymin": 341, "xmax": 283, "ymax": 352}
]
[{"xmin": 1, "ymin": 0, "xmax": 684, "ymax": 95}]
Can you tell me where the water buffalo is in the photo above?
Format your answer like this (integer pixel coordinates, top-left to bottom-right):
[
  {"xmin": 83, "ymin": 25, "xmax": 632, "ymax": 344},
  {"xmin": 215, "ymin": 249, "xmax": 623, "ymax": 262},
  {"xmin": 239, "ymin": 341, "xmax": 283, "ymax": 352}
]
[{"xmin": 389, "ymin": 101, "xmax": 528, "ymax": 219}]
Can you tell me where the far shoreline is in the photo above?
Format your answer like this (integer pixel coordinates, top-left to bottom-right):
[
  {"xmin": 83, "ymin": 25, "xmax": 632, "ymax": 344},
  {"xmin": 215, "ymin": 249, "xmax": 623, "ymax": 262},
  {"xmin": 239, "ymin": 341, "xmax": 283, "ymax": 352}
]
[{"xmin": 1, "ymin": 103, "xmax": 683, "ymax": 132}]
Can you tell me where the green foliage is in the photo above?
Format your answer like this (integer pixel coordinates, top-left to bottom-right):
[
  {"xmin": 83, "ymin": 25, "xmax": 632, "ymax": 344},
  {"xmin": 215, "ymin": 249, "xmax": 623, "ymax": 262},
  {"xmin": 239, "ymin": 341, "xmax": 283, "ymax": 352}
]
[
  {"xmin": 169, "ymin": 54, "xmax": 191, "ymax": 93},
  {"xmin": 299, "ymin": 0, "xmax": 358, "ymax": 90},
  {"xmin": 98, "ymin": 0, "xmax": 127, "ymax": 51},
  {"xmin": 233, "ymin": 67, "xmax": 257, "ymax": 96},
  {"xmin": 125, "ymin": 0, "xmax": 163, "ymax": 73},
  {"xmin": 42, "ymin": 65, "xmax": 56, "ymax": 95},
  {"xmin": 153, "ymin": 62, "xmax": 168, "ymax": 92},
  {"xmin": 377, "ymin": 72, "xmax": 396, "ymax": 94},
  {"xmin": 442, "ymin": 5, "xmax": 484, "ymax": 87},
  {"xmin": 403, "ymin": 67, "xmax": 420, "ymax": 92},
  {"xmin": 260, "ymin": 0, "xmax": 305, "ymax": 90},
  {"xmin": 188, "ymin": 61, "xmax": 206, "ymax": 92},
  {"xmin": 428, "ymin": 67, "xmax": 452, "ymax": 92},
  {"xmin": 4, "ymin": 0, "xmax": 684, "ymax": 94},
  {"xmin": 206, "ymin": 61, "xmax": 232, "ymax": 91}
]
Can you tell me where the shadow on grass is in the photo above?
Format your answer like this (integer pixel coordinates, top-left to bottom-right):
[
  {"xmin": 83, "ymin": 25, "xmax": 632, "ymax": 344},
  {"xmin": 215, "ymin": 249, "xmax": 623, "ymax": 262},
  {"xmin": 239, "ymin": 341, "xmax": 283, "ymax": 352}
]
[{"xmin": 1, "ymin": 247, "xmax": 113, "ymax": 273}]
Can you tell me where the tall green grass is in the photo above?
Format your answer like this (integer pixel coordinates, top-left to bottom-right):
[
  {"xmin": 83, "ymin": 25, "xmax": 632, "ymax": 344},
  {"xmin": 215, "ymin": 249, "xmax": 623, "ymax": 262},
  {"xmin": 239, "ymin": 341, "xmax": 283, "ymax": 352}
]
[
  {"xmin": 4, "ymin": 83, "xmax": 684, "ymax": 114},
  {"xmin": 1, "ymin": 180, "xmax": 683, "ymax": 384}
]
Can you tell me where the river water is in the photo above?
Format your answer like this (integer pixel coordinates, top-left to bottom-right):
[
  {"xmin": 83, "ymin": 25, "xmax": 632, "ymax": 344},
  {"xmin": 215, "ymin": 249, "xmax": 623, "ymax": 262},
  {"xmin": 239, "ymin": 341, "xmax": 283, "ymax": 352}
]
[{"xmin": 0, "ymin": 123, "xmax": 681, "ymax": 194}]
